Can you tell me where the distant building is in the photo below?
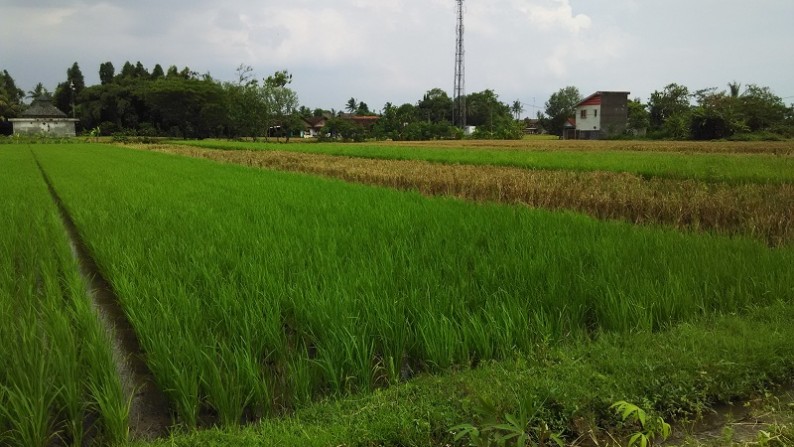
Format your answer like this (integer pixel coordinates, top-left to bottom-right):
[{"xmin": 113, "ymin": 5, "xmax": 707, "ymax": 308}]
[
  {"xmin": 339, "ymin": 113, "xmax": 380, "ymax": 129},
  {"xmin": 569, "ymin": 91, "xmax": 629, "ymax": 140},
  {"xmin": 522, "ymin": 118, "xmax": 543, "ymax": 135},
  {"xmin": 10, "ymin": 97, "xmax": 78, "ymax": 137},
  {"xmin": 302, "ymin": 116, "xmax": 328, "ymax": 138}
]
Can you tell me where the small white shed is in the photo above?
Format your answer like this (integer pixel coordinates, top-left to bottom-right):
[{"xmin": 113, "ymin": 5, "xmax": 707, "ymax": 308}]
[{"xmin": 10, "ymin": 97, "xmax": 78, "ymax": 137}]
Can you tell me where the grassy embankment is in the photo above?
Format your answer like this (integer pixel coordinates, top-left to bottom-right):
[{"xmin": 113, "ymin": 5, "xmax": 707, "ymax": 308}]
[
  {"xmin": 149, "ymin": 142, "xmax": 794, "ymax": 246},
  {"xmin": 0, "ymin": 147, "xmax": 128, "ymax": 446},
  {"xmin": 29, "ymin": 144, "xmax": 794, "ymax": 445}
]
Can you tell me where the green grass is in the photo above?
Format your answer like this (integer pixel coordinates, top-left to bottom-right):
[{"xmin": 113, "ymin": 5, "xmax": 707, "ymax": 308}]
[
  {"xmin": 170, "ymin": 140, "xmax": 794, "ymax": 184},
  {"xmin": 134, "ymin": 300, "xmax": 794, "ymax": 447},
  {"xmin": 29, "ymin": 143, "xmax": 794, "ymax": 432},
  {"xmin": 0, "ymin": 147, "xmax": 128, "ymax": 446}
]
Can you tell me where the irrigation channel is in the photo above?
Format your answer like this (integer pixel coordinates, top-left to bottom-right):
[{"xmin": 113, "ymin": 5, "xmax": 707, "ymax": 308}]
[{"xmin": 33, "ymin": 155, "xmax": 171, "ymax": 440}]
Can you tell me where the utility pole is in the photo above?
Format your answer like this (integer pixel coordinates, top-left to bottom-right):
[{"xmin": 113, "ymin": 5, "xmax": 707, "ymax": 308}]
[{"xmin": 453, "ymin": 0, "xmax": 466, "ymax": 129}]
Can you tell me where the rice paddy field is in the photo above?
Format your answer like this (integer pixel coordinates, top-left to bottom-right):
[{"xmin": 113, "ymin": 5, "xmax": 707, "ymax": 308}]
[
  {"xmin": 0, "ymin": 149, "xmax": 128, "ymax": 446},
  {"xmin": 2, "ymin": 139, "xmax": 793, "ymax": 446}
]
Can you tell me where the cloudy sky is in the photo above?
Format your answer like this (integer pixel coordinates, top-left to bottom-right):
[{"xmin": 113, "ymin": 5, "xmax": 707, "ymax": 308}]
[{"xmin": 2, "ymin": 0, "xmax": 792, "ymax": 115}]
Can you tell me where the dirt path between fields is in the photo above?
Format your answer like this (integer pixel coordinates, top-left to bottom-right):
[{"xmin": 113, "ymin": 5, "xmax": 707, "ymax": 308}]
[{"xmin": 33, "ymin": 156, "xmax": 172, "ymax": 441}]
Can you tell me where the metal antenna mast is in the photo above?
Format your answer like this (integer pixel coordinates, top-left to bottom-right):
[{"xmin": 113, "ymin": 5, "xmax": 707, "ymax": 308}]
[{"xmin": 453, "ymin": 0, "xmax": 466, "ymax": 129}]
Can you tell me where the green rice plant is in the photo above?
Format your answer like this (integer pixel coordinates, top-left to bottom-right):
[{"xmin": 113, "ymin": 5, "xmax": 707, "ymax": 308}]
[
  {"xmin": 82, "ymin": 319, "xmax": 130, "ymax": 444},
  {"xmin": 285, "ymin": 349, "xmax": 313, "ymax": 408},
  {"xmin": 147, "ymin": 145, "xmax": 794, "ymax": 246},
  {"xmin": 461, "ymin": 314, "xmax": 495, "ymax": 365},
  {"xmin": 172, "ymin": 139, "xmax": 794, "ymax": 184},
  {"xmin": 200, "ymin": 343, "xmax": 257, "ymax": 427},
  {"xmin": 416, "ymin": 314, "xmax": 465, "ymax": 372},
  {"xmin": 26, "ymin": 143, "xmax": 794, "ymax": 429},
  {"xmin": 48, "ymin": 308, "xmax": 85, "ymax": 446},
  {"xmin": 337, "ymin": 327, "xmax": 377, "ymax": 393},
  {"xmin": 0, "ymin": 321, "xmax": 57, "ymax": 447},
  {"xmin": 144, "ymin": 331, "xmax": 201, "ymax": 428},
  {"xmin": 0, "ymin": 147, "xmax": 128, "ymax": 445}
]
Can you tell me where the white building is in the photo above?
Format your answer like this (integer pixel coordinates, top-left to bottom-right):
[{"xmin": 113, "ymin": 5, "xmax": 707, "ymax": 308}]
[
  {"xmin": 10, "ymin": 97, "xmax": 78, "ymax": 137},
  {"xmin": 570, "ymin": 91, "xmax": 630, "ymax": 140}
]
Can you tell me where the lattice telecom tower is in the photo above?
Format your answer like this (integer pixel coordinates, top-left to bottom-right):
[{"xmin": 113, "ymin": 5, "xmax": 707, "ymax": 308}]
[{"xmin": 453, "ymin": 0, "xmax": 466, "ymax": 129}]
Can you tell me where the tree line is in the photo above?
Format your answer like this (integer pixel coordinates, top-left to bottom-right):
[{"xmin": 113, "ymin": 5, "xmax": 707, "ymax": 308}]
[
  {"xmin": 2, "ymin": 62, "xmax": 791, "ymax": 141},
  {"xmin": 539, "ymin": 84, "xmax": 793, "ymax": 140},
  {"xmin": 1, "ymin": 62, "xmax": 523, "ymax": 140}
]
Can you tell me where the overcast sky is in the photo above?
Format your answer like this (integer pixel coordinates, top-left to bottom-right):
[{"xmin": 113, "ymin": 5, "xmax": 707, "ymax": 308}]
[{"xmin": 2, "ymin": 0, "xmax": 792, "ymax": 115}]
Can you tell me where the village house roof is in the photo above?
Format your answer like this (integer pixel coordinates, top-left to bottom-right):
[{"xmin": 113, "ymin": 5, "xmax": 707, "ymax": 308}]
[
  {"xmin": 21, "ymin": 97, "xmax": 68, "ymax": 118},
  {"xmin": 575, "ymin": 91, "xmax": 631, "ymax": 108},
  {"xmin": 303, "ymin": 116, "xmax": 327, "ymax": 128},
  {"xmin": 343, "ymin": 115, "xmax": 380, "ymax": 127}
]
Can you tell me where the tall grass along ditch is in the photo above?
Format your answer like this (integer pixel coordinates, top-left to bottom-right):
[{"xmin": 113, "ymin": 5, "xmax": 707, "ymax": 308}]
[
  {"xmin": 33, "ymin": 153, "xmax": 172, "ymax": 440},
  {"xmin": 0, "ymin": 148, "xmax": 128, "ymax": 446},
  {"xmin": 30, "ymin": 144, "xmax": 794, "ymax": 429}
]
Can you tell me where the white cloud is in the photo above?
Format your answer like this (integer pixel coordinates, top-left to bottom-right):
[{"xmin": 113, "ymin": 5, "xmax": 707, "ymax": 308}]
[
  {"xmin": 516, "ymin": 0, "xmax": 591, "ymax": 34},
  {"xmin": 0, "ymin": 0, "xmax": 792, "ymax": 110}
]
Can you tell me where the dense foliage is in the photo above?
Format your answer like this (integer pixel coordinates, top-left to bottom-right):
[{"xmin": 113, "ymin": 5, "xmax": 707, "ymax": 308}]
[
  {"xmin": 3, "ymin": 62, "xmax": 792, "ymax": 141},
  {"xmin": 646, "ymin": 82, "xmax": 794, "ymax": 140}
]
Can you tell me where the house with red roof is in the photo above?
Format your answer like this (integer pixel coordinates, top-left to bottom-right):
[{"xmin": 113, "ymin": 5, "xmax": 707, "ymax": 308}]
[{"xmin": 570, "ymin": 91, "xmax": 630, "ymax": 140}]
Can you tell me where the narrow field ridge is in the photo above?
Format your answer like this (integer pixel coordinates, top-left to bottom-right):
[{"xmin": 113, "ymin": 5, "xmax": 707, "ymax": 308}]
[{"xmin": 33, "ymin": 154, "xmax": 172, "ymax": 440}]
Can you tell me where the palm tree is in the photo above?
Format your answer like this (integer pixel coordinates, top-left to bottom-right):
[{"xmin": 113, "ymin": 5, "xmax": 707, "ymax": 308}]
[
  {"xmin": 27, "ymin": 82, "xmax": 49, "ymax": 100},
  {"xmin": 728, "ymin": 81, "xmax": 742, "ymax": 99},
  {"xmin": 345, "ymin": 98, "xmax": 358, "ymax": 114},
  {"xmin": 511, "ymin": 100, "xmax": 524, "ymax": 121}
]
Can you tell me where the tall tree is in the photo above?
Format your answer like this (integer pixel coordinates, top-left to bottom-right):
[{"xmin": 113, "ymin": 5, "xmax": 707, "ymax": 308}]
[
  {"xmin": 263, "ymin": 70, "xmax": 299, "ymax": 142},
  {"xmin": 689, "ymin": 88, "xmax": 745, "ymax": 140},
  {"xmin": 119, "ymin": 61, "xmax": 136, "ymax": 79},
  {"xmin": 739, "ymin": 84, "xmax": 788, "ymax": 132},
  {"xmin": 511, "ymin": 99, "xmax": 524, "ymax": 121},
  {"xmin": 465, "ymin": 89, "xmax": 521, "ymax": 139},
  {"xmin": 356, "ymin": 101, "xmax": 372, "ymax": 115},
  {"xmin": 648, "ymin": 83, "xmax": 691, "ymax": 130},
  {"xmin": 544, "ymin": 86, "xmax": 582, "ymax": 136},
  {"xmin": 145, "ymin": 77, "xmax": 227, "ymax": 138},
  {"xmin": 345, "ymin": 97, "xmax": 358, "ymax": 114},
  {"xmin": 166, "ymin": 65, "xmax": 180, "ymax": 78},
  {"xmin": 28, "ymin": 82, "xmax": 49, "ymax": 99},
  {"xmin": 224, "ymin": 64, "xmax": 267, "ymax": 139},
  {"xmin": 67, "ymin": 62, "xmax": 85, "ymax": 93},
  {"xmin": 626, "ymin": 98, "xmax": 650, "ymax": 133},
  {"xmin": 151, "ymin": 64, "xmax": 165, "ymax": 80},
  {"xmin": 728, "ymin": 81, "xmax": 741, "ymax": 99},
  {"xmin": 55, "ymin": 62, "xmax": 86, "ymax": 116},
  {"xmin": 417, "ymin": 88, "xmax": 452, "ymax": 123},
  {"xmin": 0, "ymin": 69, "xmax": 25, "ymax": 119},
  {"xmin": 134, "ymin": 61, "xmax": 149, "ymax": 78},
  {"xmin": 99, "ymin": 62, "xmax": 115, "ymax": 85}
]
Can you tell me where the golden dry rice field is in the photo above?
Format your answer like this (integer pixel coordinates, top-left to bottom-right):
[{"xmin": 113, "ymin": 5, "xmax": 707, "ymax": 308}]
[{"xmin": 140, "ymin": 140, "xmax": 794, "ymax": 246}]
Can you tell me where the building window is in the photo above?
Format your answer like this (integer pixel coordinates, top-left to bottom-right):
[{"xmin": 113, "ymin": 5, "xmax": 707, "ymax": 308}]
[
  {"xmin": 580, "ymin": 109, "xmax": 587, "ymax": 119},
  {"xmin": 594, "ymin": 109, "xmax": 598, "ymax": 118}
]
